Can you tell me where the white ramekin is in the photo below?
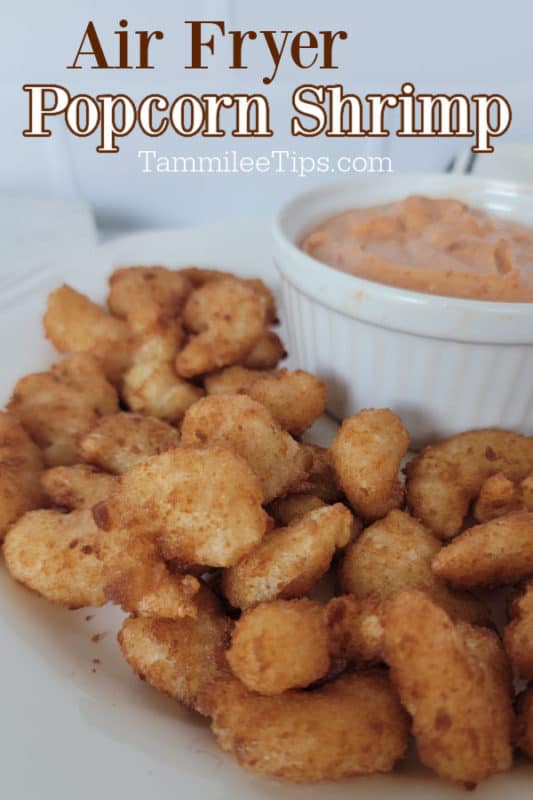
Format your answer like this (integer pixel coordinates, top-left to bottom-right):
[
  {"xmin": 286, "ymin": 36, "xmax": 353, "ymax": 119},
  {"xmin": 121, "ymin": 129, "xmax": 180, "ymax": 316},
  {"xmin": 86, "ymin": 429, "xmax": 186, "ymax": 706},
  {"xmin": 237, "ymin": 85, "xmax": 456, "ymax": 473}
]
[{"xmin": 273, "ymin": 174, "xmax": 533, "ymax": 448}]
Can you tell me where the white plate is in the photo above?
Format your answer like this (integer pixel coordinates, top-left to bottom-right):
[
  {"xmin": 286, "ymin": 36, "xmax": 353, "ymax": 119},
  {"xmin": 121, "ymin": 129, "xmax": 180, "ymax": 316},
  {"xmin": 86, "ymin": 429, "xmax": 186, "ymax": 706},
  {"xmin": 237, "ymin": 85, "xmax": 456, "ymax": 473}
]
[{"xmin": 0, "ymin": 220, "xmax": 530, "ymax": 800}]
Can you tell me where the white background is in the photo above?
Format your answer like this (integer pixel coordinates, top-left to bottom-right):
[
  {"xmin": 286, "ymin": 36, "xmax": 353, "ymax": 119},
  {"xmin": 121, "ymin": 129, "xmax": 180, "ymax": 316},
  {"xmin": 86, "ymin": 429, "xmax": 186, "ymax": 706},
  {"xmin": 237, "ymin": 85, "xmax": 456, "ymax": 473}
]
[{"xmin": 1, "ymin": 0, "xmax": 532, "ymax": 231}]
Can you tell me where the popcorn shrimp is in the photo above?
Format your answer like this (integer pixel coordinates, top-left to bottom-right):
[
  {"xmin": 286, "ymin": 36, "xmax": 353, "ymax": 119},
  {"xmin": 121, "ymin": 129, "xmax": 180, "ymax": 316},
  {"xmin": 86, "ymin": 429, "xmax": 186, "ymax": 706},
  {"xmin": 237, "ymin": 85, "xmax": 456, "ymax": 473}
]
[
  {"xmin": 79, "ymin": 412, "xmax": 180, "ymax": 474},
  {"xmin": 226, "ymin": 599, "xmax": 330, "ymax": 695},
  {"xmin": 180, "ymin": 269, "xmax": 278, "ymax": 324},
  {"xmin": 118, "ymin": 585, "xmax": 232, "ymax": 715},
  {"xmin": 473, "ymin": 472, "xmax": 524, "ymax": 522},
  {"xmin": 96, "ymin": 446, "xmax": 267, "ymax": 569},
  {"xmin": 241, "ymin": 330, "xmax": 286, "ymax": 369},
  {"xmin": 206, "ymin": 366, "xmax": 326, "ymax": 435},
  {"xmin": 331, "ymin": 409, "xmax": 409, "ymax": 521},
  {"xmin": 108, "ymin": 266, "xmax": 192, "ymax": 330},
  {"xmin": 41, "ymin": 464, "xmax": 117, "ymax": 510},
  {"xmin": 44, "ymin": 284, "xmax": 133, "ymax": 384},
  {"xmin": 8, "ymin": 354, "xmax": 118, "ymax": 466},
  {"xmin": 341, "ymin": 510, "xmax": 489, "ymax": 625},
  {"xmin": 203, "ymin": 670, "xmax": 408, "ymax": 782},
  {"xmin": 123, "ymin": 320, "xmax": 203, "ymax": 423},
  {"xmin": 383, "ymin": 591, "xmax": 513, "ymax": 786},
  {"xmin": 326, "ymin": 594, "xmax": 385, "ymax": 666},
  {"xmin": 176, "ymin": 279, "xmax": 266, "ymax": 378},
  {"xmin": 432, "ymin": 511, "xmax": 533, "ymax": 587},
  {"xmin": 3, "ymin": 508, "xmax": 106, "ymax": 608},
  {"xmin": 222, "ymin": 503, "xmax": 353, "ymax": 609},
  {"xmin": 407, "ymin": 429, "xmax": 533, "ymax": 539},
  {"xmin": 0, "ymin": 411, "xmax": 44, "ymax": 541},
  {"xmin": 181, "ymin": 395, "xmax": 311, "ymax": 503}
]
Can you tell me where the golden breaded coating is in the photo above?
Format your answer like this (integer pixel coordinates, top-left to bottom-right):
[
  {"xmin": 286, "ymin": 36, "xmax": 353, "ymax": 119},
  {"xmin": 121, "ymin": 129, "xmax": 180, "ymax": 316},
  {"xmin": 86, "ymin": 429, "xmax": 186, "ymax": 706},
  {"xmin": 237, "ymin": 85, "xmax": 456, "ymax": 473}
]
[
  {"xmin": 521, "ymin": 473, "xmax": 533, "ymax": 511},
  {"xmin": 118, "ymin": 585, "xmax": 232, "ymax": 714},
  {"xmin": 108, "ymin": 266, "xmax": 192, "ymax": 330},
  {"xmin": 227, "ymin": 599, "xmax": 330, "ymax": 695},
  {"xmin": 99, "ymin": 446, "xmax": 267, "ymax": 568},
  {"xmin": 383, "ymin": 591, "xmax": 513, "ymax": 786},
  {"xmin": 43, "ymin": 284, "xmax": 133, "ymax": 384},
  {"xmin": 181, "ymin": 395, "xmax": 311, "ymax": 503},
  {"xmin": 180, "ymin": 269, "xmax": 278, "ymax": 324},
  {"xmin": 241, "ymin": 277, "xmax": 278, "ymax": 325},
  {"xmin": 204, "ymin": 365, "xmax": 268, "ymax": 395},
  {"xmin": 123, "ymin": 320, "xmax": 203, "ymax": 423},
  {"xmin": 341, "ymin": 510, "xmax": 489, "ymax": 625},
  {"xmin": 244, "ymin": 370, "xmax": 327, "ymax": 436},
  {"xmin": 473, "ymin": 472, "xmax": 524, "ymax": 522},
  {"xmin": 41, "ymin": 464, "xmax": 117, "ymax": 510},
  {"xmin": 291, "ymin": 443, "xmax": 342, "ymax": 503},
  {"xmin": 326, "ymin": 594, "xmax": 384, "ymax": 665},
  {"xmin": 406, "ymin": 429, "xmax": 533, "ymax": 540},
  {"xmin": 241, "ymin": 330, "xmax": 286, "ymax": 369},
  {"xmin": 0, "ymin": 411, "xmax": 44, "ymax": 541},
  {"xmin": 79, "ymin": 412, "xmax": 179, "ymax": 474},
  {"xmin": 516, "ymin": 687, "xmax": 533, "ymax": 759},
  {"xmin": 203, "ymin": 670, "xmax": 408, "ymax": 782},
  {"xmin": 268, "ymin": 493, "xmax": 326, "ymax": 526},
  {"xmin": 504, "ymin": 580, "xmax": 533, "ymax": 679},
  {"xmin": 432, "ymin": 511, "xmax": 533, "ymax": 588},
  {"xmin": 3, "ymin": 509, "xmax": 105, "ymax": 608},
  {"xmin": 94, "ymin": 509, "xmax": 200, "ymax": 619},
  {"xmin": 8, "ymin": 354, "xmax": 119, "ymax": 466},
  {"xmin": 176, "ymin": 279, "xmax": 266, "ymax": 378},
  {"xmin": 206, "ymin": 366, "xmax": 326, "ymax": 435},
  {"xmin": 331, "ymin": 409, "xmax": 409, "ymax": 520},
  {"xmin": 222, "ymin": 503, "xmax": 353, "ymax": 609}
]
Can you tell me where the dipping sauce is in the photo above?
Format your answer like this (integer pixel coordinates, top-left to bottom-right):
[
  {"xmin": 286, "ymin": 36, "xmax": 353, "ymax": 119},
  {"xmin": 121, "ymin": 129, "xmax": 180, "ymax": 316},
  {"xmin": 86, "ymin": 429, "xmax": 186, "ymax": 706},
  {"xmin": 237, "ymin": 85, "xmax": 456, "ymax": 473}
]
[{"xmin": 301, "ymin": 195, "xmax": 533, "ymax": 302}]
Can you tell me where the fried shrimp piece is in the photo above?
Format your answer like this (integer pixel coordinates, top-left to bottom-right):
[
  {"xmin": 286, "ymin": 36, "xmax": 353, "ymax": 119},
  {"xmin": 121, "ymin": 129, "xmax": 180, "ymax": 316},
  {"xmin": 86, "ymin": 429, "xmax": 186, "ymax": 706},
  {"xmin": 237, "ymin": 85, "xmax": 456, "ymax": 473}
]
[
  {"xmin": 244, "ymin": 370, "xmax": 327, "ymax": 436},
  {"xmin": 108, "ymin": 266, "xmax": 192, "ymax": 330},
  {"xmin": 3, "ymin": 509, "xmax": 105, "ymax": 608},
  {"xmin": 204, "ymin": 365, "xmax": 267, "ymax": 395},
  {"xmin": 222, "ymin": 504, "xmax": 353, "ymax": 609},
  {"xmin": 176, "ymin": 279, "xmax": 266, "ymax": 378},
  {"xmin": 268, "ymin": 493, "xmax": 326, "ymax": 526},
  {"xmin": 206, "ymin": 367, "xmax": 326, "ymax": 436},
  {"xmin": 331, "ymin": 409, "xmax": 409, "ymax": 521},
  {"xmin": 43, "ymin": 284, "xmax": 133, "ymax": 384},
  {"xmin": 504, "ymin": 580, "xmax": 533, "ymax": 679},
  {"xmin": 341, "ymin": 510, "xmax": 489, "ymax": 625},
  {"xmin": 203, "ymin": 670, "xmax": 408, "ymax": 782},
  {"xmin": 292, "ymin": 443, "xmax": 342, "ymax": 503},
  {"xmin": 118, "ymin": 585, "xmax": 232, "ymax": 714},
  {"xmin": 406, "ymin": 429, "xmax": 533, "ymax": 540},
  {"xmin": 383, "ymin": 591, "xmax": 513, "ymax": 786},
  {"xmin": 326, "ymin": 595, "xmax": 385, "ymax": 666},
  {"xmin": 41, "ymin": 464, "xmax": 117, "ymax": 510},
  {"xmin": 79, "ymin": 412, "xmax": 179, "ymax": 474},
  {"xmin": 241, "ymin": 330, "xmax": 287, "ymax": 369},
  {"xmin": 94, "ymin": 511, "xmax": 200, "ymax": 619},
  {"xmin": 123, "ymin": 320, "xmax": 203, "ymax": 423},
  {"xmin": 180, "ymin": 269, "xmax": 278, "ymax": 324},
  {"xmin": 227, "ymin": 599, "xmax": 330, "ymax": 695},
  {"xmin": 181, "ymin": 395, "xmax": 311, "ymax": 503},
  {"xmin": 98, "ymin": 446, "xmax": 267, "ymax": 568},
  {"xmin": 8, "ymin": 354, "xmax": 119, "ymax": 466},
  {"xmin": 473, "ymin": 472, "xmax": 524, "ymax": 522},
  {"xmin": 516, "ymin": 687, "xmax": 533, "ymax": 759},
  {"xmin": 0, "ymin": 411, "xmax": 44, "ymax": 541},
  {"xmin": 432, "ymin": 511, "xmax": 533, "ymax": 588}
]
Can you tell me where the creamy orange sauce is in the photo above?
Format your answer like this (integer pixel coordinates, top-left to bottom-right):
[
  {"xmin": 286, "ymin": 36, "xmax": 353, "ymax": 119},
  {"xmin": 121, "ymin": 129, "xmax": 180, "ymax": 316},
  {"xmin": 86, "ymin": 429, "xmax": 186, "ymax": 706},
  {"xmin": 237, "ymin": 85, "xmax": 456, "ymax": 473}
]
[{"xmin": 301, "ymin": 195, "xmax": 533, "ymax": 302}]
